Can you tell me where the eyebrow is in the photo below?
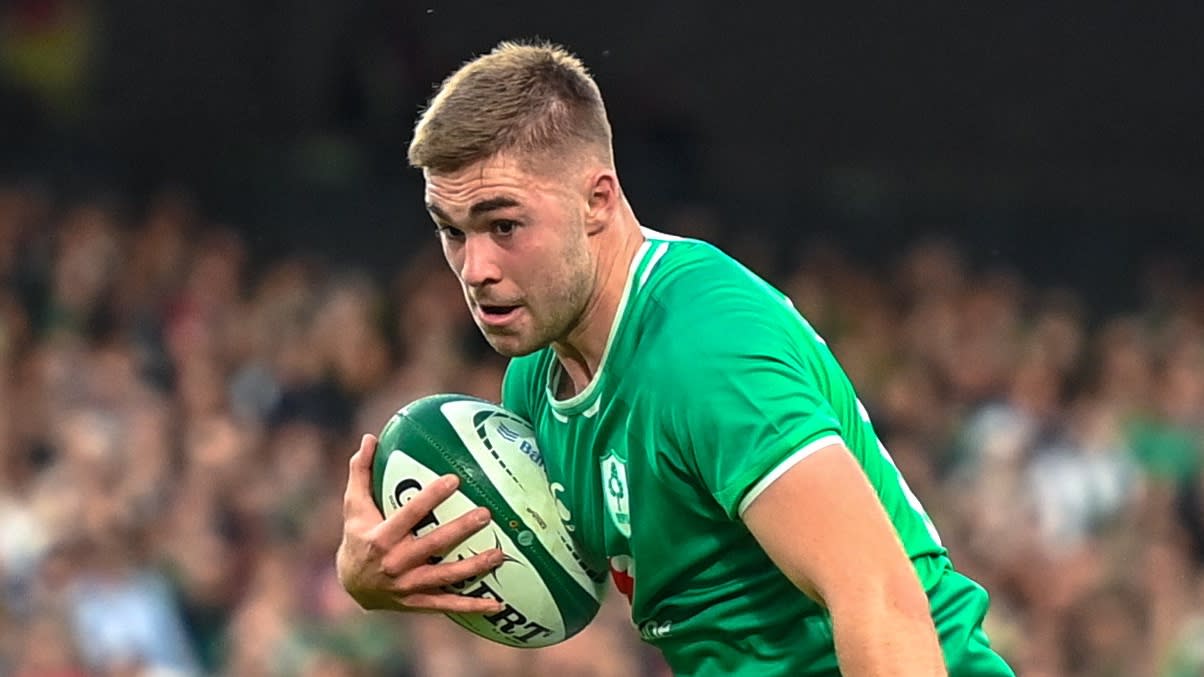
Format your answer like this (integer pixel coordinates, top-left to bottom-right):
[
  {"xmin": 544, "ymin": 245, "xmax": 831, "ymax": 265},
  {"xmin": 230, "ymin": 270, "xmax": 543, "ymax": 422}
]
[{"xmin": 426, "ymin": 196, "xmax": 521, "ymax": 222}]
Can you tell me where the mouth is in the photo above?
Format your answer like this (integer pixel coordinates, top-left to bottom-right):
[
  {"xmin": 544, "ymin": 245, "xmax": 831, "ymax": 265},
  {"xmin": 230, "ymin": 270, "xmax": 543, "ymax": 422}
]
[{"xmin": 476, "ymin": 304, "xmax": 522, "ymax": 327}]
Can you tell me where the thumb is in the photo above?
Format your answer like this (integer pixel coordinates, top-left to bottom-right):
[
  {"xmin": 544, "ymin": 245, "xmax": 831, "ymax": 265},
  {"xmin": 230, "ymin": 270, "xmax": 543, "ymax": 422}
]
[{"xmin": 343, "ymin": 433, "xmax": 381, "ymax": 517}]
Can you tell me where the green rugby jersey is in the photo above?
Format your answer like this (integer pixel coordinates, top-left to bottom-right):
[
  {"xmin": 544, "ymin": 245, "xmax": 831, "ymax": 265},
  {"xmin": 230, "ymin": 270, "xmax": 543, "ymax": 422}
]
[{"xmin": 501, "ymin": 231, "xmax": 1011, "ymax": 676}]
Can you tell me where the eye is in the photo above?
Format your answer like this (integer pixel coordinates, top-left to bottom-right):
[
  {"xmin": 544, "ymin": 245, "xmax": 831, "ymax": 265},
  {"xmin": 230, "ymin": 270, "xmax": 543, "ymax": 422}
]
[
  {"xmin": 491, "ymin": 220, "xmax": 518, "ymax": 237},
  {"xmin": 435, "ymin": 224, "xmax": 465, "ymax": 241}
]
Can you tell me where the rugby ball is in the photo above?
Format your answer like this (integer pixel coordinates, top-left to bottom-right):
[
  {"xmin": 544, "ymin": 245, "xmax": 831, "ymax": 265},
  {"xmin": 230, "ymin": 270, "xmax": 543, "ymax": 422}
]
[{"xmin": 371, "ymin": 393, "xmax": 607, "ymax": 648}]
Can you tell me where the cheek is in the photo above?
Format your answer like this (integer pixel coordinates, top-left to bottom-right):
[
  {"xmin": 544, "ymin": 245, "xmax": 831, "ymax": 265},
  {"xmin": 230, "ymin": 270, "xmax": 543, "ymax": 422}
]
[
  {"xmin": 441, "ymin": 246, "xmax": 465, "ymax": 280},
  {"xmin": 536, "ymin": 259, "xmax": 583, "ymax": 313}
]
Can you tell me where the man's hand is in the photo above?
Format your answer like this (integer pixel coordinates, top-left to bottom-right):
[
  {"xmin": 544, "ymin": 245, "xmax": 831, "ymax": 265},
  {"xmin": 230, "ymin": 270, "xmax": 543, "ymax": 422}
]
[{"xmin": 336, "ymin": 433, "xmax": 506, "ymax": 614}]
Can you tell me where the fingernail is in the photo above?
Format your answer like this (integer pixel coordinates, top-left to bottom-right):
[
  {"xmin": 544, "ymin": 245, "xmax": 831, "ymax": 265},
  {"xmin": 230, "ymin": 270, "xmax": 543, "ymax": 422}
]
[
  {"xmin": 490, "ymin": 549, "xmax": 505, "ymax": 565},
  {"xmin": 475, "ymin": 509, "xmax": 491, "ymax": 525},
  {"xmin": 443, "ymin": 475, "xmax": 459, "ymax": 490}
]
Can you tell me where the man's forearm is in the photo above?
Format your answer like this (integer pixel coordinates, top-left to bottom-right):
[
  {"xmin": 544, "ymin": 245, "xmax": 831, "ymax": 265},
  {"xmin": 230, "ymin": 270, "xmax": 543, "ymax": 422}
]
[{"xmin": 830, "ymin": 593, "xmax": 946, "ymax": 676}]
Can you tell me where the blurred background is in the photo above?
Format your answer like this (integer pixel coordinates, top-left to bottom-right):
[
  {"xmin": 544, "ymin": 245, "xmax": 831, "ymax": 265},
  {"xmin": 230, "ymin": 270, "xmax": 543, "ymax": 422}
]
[{"xmin": 1, "ymin": 1, "xmax": 1203, "ymax": 675}]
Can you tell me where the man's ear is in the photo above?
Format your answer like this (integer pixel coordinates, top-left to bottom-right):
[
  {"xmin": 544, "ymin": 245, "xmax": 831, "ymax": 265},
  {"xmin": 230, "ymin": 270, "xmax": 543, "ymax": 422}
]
[{"xmin": 584, "ymin": 171, "xmax": 619, "ymax": 235}]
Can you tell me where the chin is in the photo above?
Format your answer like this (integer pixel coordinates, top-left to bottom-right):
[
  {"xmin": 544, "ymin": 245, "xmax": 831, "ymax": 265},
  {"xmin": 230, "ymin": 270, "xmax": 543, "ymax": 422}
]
[{"xmin": 482, "ymin": 333, "xmax": 545, "ymax": 358}]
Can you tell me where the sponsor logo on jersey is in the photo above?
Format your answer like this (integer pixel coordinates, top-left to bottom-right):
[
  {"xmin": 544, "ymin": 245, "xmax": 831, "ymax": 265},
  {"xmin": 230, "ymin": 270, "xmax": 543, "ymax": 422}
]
[
  {"xmin": 601, "ymin": 451, "xmax": 631, "ymax": 538},
  {"xmin": 549, "ymin": 482, "xmax": 609, "ymax": 586},
  {"xmin": 639, "ymin": 619, "xmax": 672, "ymax": 640},
  {"xmin": 550, "ymin": 482, "xmax": 573, "ymax": 532}
]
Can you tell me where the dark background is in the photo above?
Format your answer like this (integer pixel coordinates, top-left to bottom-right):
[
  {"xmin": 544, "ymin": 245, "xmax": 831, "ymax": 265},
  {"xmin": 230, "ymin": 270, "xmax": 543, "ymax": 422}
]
[
  {"xmin": 3, "ymin": 6, "xmax": 1204, "ymax": 675},
  {"xmin": 3, "ymin": 0, "xmax": 1203, "ymax": 312}
]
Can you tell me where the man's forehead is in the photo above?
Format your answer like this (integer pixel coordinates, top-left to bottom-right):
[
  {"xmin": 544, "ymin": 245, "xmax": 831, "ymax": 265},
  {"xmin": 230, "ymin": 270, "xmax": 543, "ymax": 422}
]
[
  {"xmin": 423, "ymin": 181, "xmax": 528, "ymax": 216},
  {"xmin": 425, "ymin": 156, "xmax": 529, "ymax": 197},
  {"xmin": 422, "ymin": 152, "xmax": 524, "ymax": 182},
  {"xmin": 424, "ymin": 163, "xmax": 572, "ymax": 217}
]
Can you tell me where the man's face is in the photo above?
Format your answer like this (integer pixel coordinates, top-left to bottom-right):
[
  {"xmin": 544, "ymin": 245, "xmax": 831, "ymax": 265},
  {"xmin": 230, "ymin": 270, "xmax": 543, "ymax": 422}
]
[{"xmin": 423, "ymin": 153, "xmax": 595, "ymax": 357}]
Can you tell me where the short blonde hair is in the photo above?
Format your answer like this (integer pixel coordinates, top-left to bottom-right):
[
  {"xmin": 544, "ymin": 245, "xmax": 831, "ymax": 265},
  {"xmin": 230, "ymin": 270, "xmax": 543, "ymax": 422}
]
[{"xmin": 407, "ymin": 41, "xmax": 614, "ymax": 173}]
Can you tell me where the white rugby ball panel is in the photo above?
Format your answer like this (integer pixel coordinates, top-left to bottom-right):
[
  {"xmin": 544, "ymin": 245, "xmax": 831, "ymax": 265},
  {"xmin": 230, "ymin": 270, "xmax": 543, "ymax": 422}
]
[
  {"xmin": 372, "ymin": 394, "xmax": 605, "ymax": 648},
  {"xmin": 379, "ymin": 450, "xmax": 568, "ymax": 646},
  {"xmin": 439, "ymin": 399, "xmax": 605, "ymax": 600}
]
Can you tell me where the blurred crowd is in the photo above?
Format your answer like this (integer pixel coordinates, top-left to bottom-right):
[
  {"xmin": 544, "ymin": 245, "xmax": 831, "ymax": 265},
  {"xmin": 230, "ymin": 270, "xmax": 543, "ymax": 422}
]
[{"xmin": 0, "ymin": 182, "xmax": 1201, "ymax": 677}]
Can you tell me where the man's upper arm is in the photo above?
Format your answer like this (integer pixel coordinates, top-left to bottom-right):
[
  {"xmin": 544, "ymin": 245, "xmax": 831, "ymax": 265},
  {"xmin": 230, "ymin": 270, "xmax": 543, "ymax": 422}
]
[
  {"xmin": 741, "ymin": 441, "xmax": 924, "ymax": 612},
  {"xmin": 667, "ymin": 335, "xmax": 845, "ymax": 518}
]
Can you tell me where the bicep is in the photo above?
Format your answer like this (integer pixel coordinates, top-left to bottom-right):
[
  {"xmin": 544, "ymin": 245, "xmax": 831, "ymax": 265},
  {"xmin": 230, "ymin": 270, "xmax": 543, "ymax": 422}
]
[{"xmin": 742, "ymin": 442, "xmax": 922, "ymax": 612}]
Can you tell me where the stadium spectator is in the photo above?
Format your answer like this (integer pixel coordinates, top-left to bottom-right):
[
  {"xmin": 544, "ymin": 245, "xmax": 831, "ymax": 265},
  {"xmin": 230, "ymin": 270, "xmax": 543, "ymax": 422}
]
[{"xmin": 0, "ymin": 183, "xmax": 1202, "ymax": 675}]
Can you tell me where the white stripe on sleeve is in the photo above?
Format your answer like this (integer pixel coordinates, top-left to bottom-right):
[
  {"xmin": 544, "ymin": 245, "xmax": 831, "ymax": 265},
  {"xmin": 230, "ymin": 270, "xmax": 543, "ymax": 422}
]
[{"xmin": 736, "ymin": 434, "xmax": 845, "ymax": 518}]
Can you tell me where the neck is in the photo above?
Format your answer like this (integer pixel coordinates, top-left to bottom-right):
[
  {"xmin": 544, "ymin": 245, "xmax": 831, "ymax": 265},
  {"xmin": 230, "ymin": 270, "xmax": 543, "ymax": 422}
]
[{"xmin": 551, "ymin": 203, "xmax": 645, "ymax": 395}]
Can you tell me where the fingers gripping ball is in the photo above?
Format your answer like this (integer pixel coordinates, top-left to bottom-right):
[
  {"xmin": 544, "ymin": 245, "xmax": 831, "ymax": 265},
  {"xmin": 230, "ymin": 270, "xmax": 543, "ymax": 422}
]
[{"xmin": 371, "ymin": 394, "xmax": 606, "ymax": 647}]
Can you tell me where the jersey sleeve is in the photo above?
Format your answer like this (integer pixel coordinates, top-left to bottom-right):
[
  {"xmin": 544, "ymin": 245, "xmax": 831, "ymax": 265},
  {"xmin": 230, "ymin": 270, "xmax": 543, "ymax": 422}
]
[{"xmin": 665, "ymin": 304, "xmax": 846, "ymax": 520}]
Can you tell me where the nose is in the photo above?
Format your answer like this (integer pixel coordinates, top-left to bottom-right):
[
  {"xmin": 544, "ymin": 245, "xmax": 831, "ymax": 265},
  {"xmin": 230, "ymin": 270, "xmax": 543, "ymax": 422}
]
[{"xmin": 459, "ymin": 234, "xmax": 502, "ymax": 288}]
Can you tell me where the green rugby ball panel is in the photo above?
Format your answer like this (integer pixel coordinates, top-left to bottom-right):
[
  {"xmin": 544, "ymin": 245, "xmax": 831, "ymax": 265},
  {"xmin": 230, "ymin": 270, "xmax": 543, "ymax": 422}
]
[{"xmin": 372, "ymin": 394, "xmax": 606, "ymax": 648}]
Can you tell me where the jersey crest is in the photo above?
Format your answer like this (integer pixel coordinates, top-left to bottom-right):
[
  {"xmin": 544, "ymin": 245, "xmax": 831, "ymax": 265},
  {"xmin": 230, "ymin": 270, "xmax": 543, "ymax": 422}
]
[{"xmin": 601, "ymin": 450, "xmax": 632, "ymax": 538}]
